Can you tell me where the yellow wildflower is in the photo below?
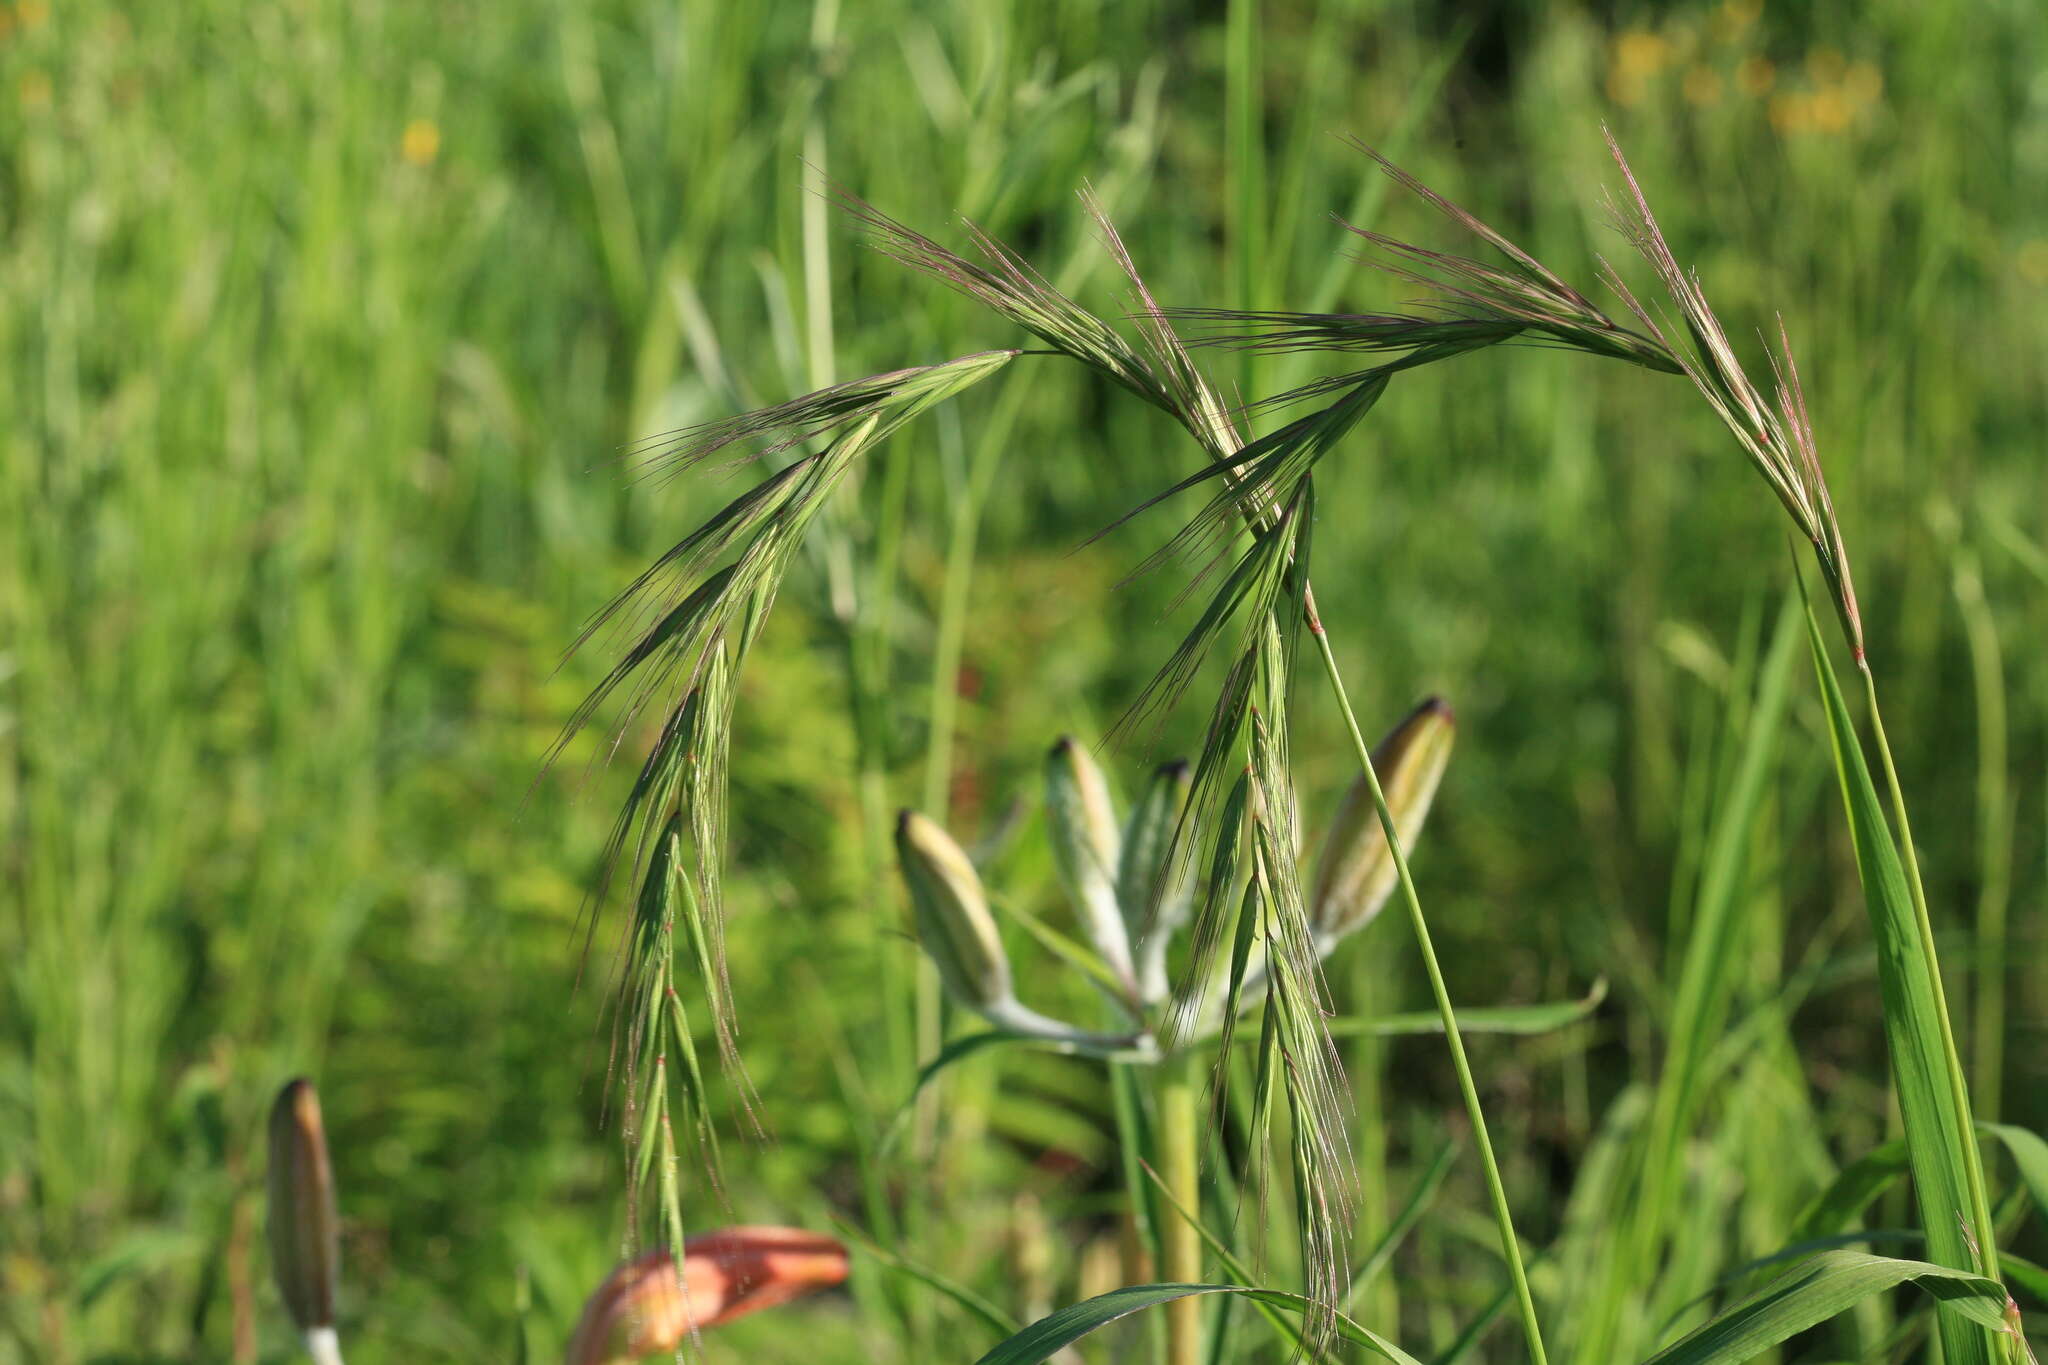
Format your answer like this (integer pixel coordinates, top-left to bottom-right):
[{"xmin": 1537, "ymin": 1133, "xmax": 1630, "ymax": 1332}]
[
  {"xmin": 1808, "ymin": 87, "xmax": 1851, "ymax": 134},
  {"xmin": 1614, "ymin": 30, "xmax": 1674, "ymax": 79},
  {"xmin": 401, "ymin": 118, "xmax": 440, "ymax": 167},
  {"xmin": 1607, "ymin": 31, "xmax": 1672, "ymax": 108}
]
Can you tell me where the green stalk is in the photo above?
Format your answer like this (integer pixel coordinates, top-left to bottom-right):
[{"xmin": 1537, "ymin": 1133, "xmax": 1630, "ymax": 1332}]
[
  {"xmin": 913, "ymin": 424, "xmax": 986, "ymax": 1162},
  {"xmin": 1306, "ymin": 595, "xmax": 1550, "ymax": 1365},
  {"xmin": 1952, "ymin": 555, "xmax": 2010, "ymax": 1123},
  {"xmin": 1857, "ymin": 666, "xmax": 2001, "ymax": 1283},
  {"xmin": 1224, "ymin": 0, "xmax": 1265, "ymax": 400},
  {"xmin": 1157, "ymin": 1046, "xmax": 1204, "ymax": 1365}
]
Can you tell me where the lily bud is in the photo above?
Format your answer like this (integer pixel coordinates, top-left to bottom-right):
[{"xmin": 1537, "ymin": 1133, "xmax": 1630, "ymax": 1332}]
[
  {"xmin": 1045, "ymin": 738, "xmax": 1137, "ymax": 996},
  {"xmin": 896, "ymin": 809, "xmax": 1013, "ymax": 1011},
  {"xmin": 1120, "ymin": 760, "xmax": 1192, "ymax": 1004},
  {"xmin": 266, "ymin": 1079, "xmax": 340, "ymax": 1350},
  {"xmin": 1310, "ymin": 697, "xmax": 1454, "ymax": 950},
  {"xmin": 564, "ymin": 1228, "xmax": 849, "ymax": 1364}
]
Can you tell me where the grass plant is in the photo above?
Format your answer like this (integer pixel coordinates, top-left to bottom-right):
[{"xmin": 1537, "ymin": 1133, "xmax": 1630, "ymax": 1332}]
[
  {"xmin": 4, "ymin": 4, "xmax": 2044, "ymax": 1362},
  {"xmin": 569, "ymin": 124, "xmax": 2041, "ymax": 1364}
]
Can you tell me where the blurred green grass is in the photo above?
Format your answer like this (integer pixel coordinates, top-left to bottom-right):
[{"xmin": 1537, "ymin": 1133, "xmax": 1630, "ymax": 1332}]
[{"xmin": 1, "ymin": 0, "xmax": 2043, "ymax": 1360}]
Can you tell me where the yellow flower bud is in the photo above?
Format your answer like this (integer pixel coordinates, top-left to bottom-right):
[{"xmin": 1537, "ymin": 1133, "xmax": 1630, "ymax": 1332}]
[
  {"xmin": 1310, "ymin": 697, "xmax": 1455, "ymax": 948},
  {"xmin": 1045, "ymin": 738, "xmax": 1137, "ymax": 996},
  {"xmin": 896, "ymin": 809, "xmax": 1013, "ymax": 1011}
]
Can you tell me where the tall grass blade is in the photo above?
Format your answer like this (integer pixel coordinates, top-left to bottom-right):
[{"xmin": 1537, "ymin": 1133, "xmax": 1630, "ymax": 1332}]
[
  {"xmin": 1317, "ymin": 980, "xmax": 1607, "ymax": 1039},
  {"xmin": 1793, "ymin": 1139, "xmax": 1908, "ymax": 1241},
  {"xmin": 1139, "ymin": 1161, "xmax": 1308, "ymax": 1354},
  {"xmin": 1636, "ymin": 1250, "xmax": 2008, "ymax": 1365},
  {"xmin": 1804, "ymin": 603, "xmax": 2003, "ymax": 1365},
  {"xmin": 969, "ymin": 1283, "xmax": 1424, "ymax": 1365},
  {"xmin": 1979, "ymin": 1123, "xmax": 2048, "ymax": 1227},
  {"xmin": 829, "ymin": 1218, "xmax": 1019, "ymax": 1340}
]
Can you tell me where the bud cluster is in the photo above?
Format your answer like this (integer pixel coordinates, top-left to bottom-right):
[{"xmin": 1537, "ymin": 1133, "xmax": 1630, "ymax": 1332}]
[{"xmin": 894, "ymin": 699, "xmax": 1454, "ymax": 1055}]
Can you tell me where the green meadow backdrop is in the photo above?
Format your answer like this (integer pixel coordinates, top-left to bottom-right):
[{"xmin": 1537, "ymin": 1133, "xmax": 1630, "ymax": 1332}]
[{"xmin": 3, "ymin": 0, "xmax": 2043, "ymax": 1360}]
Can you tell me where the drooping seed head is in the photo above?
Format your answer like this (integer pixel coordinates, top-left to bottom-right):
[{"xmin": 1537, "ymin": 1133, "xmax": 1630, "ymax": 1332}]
[
  {"xmin": 896, "ymin": 809, "xmax": 1013, "ymax": 1011},
  {"xmin": 564, "ymin": 1229, "xmax": 850, "ymax": 1363},
  {"xmin": 1310, "ymin": 697, "xmax": 1455, "ymax": 948},
  {"xmin": 1044, "ymin": 737, "xmax": 1137, "ymax": 994},
  {"xmin": 266, "ymin": 1078, "xmax": 340, "ymax": 1338}
]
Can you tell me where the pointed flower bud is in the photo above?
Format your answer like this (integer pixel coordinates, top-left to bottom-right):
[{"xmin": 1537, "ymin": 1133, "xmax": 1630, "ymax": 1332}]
[
  {"xmin": 266, "ymin": 1079, "xmax": 341, "ymax": 1351},
  {"xmin": 896, "ymin": 809, "xmax": 1013, "ymax": 1011},
  {"xmin": 564, "ymin": 1228, "xmax": 849, "ymax": 1364},
  {"xmin": 1120, "ymin": 760, "xmax": 1192, "ymax": 1003},
  {"xmin": 1310, "ymin": 697, "xmax": 1454, "ymax": 950},
  {"xmin": 1045, "ymin": 738, "xmax": 1137, "ymax": 997},
  {"xmin": 895, "ymin": 808, "xmax": 1156, "ymax": 1055}
]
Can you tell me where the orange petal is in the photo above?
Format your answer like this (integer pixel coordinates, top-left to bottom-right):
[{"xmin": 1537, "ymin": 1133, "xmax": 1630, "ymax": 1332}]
[
  {"xmin": 565, "ymin": 1229, "xmax": 848, "ymax": 1363},
  {"xmin": 681, "ymin": 1226, "xmax": 851, "ymax": 1327}
]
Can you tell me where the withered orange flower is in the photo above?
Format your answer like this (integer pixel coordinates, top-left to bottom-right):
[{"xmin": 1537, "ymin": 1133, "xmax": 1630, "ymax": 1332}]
[{"xmin": 564, "ymin": 1227, "xmax": 849, "ymax": 1363}]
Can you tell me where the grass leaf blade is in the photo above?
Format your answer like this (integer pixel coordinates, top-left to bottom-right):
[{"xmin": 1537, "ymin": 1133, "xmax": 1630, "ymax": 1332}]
[
  {"xmin": 1639, "ymin": 1250, "xmax": 2008, "ymax": 1365},
  {"xmin": 1804, "ymin": 603, "xmax": 2002, "ymax": 1364}
]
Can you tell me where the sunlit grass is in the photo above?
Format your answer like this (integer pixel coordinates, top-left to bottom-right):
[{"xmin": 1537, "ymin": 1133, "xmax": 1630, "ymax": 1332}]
[{"xmin": 2, "ymin": 1, "xmax": 2043, "ymax": 1361}]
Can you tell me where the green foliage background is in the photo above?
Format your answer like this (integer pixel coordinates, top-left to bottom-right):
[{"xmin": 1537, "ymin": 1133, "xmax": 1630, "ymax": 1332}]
[{"xmin": 1, "ymin": 0, "xmax": 2043, "ymax": 1360}]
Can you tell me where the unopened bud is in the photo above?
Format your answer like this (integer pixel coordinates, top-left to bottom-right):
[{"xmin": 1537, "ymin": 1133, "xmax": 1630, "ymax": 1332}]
[
  {"xmin": 1120, "ymin": 760, "xmax": 1192, "ymax": 1003},
  {"xmin": 1045, "ymin": 738, "xmax": 1137, "ymax": 996},
  {"xmin": 266, "ymin": 1079, "xmax": 340, "ymax": 1348},
  {"xmin": 1310, "ymin": 697, "xmax": 1454, "ymax": 949},
  {"xmin": 564, "ymin": 1228, "xmax": 849, "ymax": 1363},
  {"xmin": 896, "ymin": 810, "xmax": 1013, "ymax": 1011}
]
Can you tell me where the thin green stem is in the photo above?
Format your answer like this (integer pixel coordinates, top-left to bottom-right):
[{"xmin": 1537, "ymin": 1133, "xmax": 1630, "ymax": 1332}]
[
  {"xmin": 1857, "ymin": 665, "xmax": 2001, "ymax": 1285},
  {"xmin": 1307, "ymin": 596, "xmax": 1549, "ymax": 1365},
  {"xmin": 1157, "ymin": 1046, "xmax": 1203, "ymax": 1365},
  {"xmin": 1952, "ymin": 556, "xmax": 2010, "ymax": 1124},
  {"xmin": 912, "ymin": 428, "xmax": 986, "ymax": 1162},
  {"xmin": 1224, "ymin": 0, "xmax": 1265, "ymax": 401}
]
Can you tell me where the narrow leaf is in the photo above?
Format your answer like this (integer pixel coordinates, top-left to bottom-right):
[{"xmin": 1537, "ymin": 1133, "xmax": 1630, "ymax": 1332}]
[
  {"xmin": 1980, "ymin": 1122, "xmax": 2048, "ymax": 1229},
  {"xmin": 969, "ymin": 1283, "xmax": 1424, "ymax": 1365},
  {"xmin": 1639, "ymin": 1250, "xmax": 2008, "ymax": 1365},
  {"xmin": 1804, "ymin": 603, "xmax": 2001, "ymax": 1364}
]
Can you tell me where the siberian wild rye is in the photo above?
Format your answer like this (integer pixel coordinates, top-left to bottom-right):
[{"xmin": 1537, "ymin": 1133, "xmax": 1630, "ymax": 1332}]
[
  {"xmin": 1171, "ymin": 135, "xmax": 2019, "ymax": 1365},
  {"xmin": 563, "ymin": 187, "xmax": 1403, "ymax": 1354},
  {"xmin": 564, "ymin": 129, "xmax": 2028, "ymax": 1365}
]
